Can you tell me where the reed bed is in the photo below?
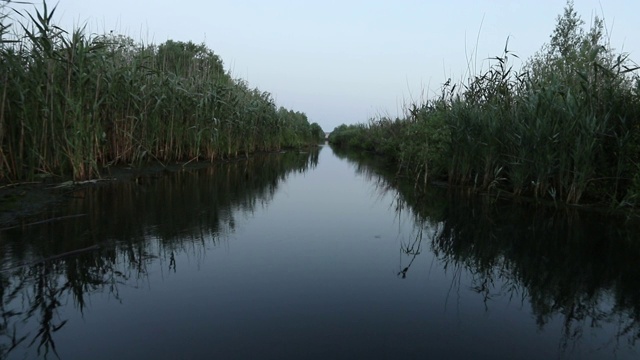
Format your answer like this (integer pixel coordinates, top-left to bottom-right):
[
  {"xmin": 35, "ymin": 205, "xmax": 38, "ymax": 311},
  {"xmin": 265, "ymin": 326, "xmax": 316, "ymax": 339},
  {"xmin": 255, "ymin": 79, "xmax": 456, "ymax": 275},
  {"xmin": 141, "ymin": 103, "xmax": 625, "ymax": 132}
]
[
  {"xmin": 0, "ymin": 1, "xmax": 324, "ymax": 181},
  {"xmin": 330, "ymin": 1, "xmax": 640, "ymax": 207}
]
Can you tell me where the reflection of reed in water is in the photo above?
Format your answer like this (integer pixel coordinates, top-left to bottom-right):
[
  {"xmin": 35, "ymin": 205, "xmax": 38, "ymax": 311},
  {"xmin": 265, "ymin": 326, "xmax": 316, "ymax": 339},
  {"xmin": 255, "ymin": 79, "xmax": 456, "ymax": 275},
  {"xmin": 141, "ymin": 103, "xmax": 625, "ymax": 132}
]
[
  {"xmin": 0, "ymin": 149, "xmax": 320, "ymax": 359},
  {"xmin": 335, "ymin": 146, "xmax": 640, "ymax": 356},
  {"xmin": 1, "ymin": 252, "xmax": 129, "ymax": 359},
  {"xmin": 397, "ymin": 227, "xmax": 424, "ymax": 279},
  {"xmin": 431, "ymin": 199, "xmax": 640, "ymax": 354}
]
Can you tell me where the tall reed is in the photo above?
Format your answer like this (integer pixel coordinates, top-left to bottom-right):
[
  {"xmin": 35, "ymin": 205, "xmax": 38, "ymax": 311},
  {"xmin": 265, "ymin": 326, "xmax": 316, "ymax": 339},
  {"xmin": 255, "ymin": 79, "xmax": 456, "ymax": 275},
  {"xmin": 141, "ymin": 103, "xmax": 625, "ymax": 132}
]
[
  {"xmin": 0, "ymin": 1, "xmax": 323, "ymax": 181},
  {"xmin": 329, "ymin": 0, "xmax": 640, "ymax": 207}
]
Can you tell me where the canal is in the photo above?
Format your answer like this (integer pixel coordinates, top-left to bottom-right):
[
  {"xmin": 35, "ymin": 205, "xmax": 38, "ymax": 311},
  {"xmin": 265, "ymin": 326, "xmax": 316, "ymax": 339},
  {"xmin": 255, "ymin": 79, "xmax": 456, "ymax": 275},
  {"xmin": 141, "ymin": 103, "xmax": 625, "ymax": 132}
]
[{"xmin": 1, "ymin": 144, "xmax": 639, "ymax": 359}]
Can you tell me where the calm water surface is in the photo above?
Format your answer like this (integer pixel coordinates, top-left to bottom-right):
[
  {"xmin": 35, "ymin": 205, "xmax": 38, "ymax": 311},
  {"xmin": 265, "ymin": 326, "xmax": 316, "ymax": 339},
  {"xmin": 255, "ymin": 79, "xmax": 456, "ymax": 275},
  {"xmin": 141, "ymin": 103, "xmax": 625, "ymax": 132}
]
[{"xmin": 1, "ymin": 145, "xmax": 639, "ymax": 359}]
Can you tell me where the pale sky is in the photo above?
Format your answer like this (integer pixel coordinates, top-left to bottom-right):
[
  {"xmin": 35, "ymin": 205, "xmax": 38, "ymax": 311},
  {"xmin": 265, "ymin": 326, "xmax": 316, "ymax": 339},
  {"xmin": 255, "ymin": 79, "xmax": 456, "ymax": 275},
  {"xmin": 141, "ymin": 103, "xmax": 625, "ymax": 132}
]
[{"xmin": 8, "ymin": 0, "xmax": 639, "ymax": 131}]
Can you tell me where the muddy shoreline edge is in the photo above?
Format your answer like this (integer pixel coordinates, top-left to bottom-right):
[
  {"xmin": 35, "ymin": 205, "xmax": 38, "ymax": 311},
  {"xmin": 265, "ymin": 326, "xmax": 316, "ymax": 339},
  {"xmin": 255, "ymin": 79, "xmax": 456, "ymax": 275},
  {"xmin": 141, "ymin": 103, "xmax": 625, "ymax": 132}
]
[{"xmin": 0, "ymin": 151, "xmax": 300, "ymax": 229}]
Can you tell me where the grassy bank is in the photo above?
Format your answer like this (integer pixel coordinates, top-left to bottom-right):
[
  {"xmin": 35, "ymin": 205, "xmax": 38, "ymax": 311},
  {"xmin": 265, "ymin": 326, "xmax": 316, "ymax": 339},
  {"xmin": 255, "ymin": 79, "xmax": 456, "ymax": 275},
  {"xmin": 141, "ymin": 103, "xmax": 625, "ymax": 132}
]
[
  {"xmin": 0, "ymin": 1, "xmax": 324, "ymax": 182},
  {"xmin": 330, "ymin": 1, "xmax": 640, "ymax": 208}
]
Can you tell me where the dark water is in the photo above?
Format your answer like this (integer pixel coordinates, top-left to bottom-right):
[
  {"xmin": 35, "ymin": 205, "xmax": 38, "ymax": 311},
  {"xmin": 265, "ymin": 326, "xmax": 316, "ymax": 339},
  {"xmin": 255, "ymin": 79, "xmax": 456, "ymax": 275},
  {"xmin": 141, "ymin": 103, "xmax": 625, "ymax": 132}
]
[{"xmin": 1, "ymin": 145, "xmax": 639, "ymax": 359}]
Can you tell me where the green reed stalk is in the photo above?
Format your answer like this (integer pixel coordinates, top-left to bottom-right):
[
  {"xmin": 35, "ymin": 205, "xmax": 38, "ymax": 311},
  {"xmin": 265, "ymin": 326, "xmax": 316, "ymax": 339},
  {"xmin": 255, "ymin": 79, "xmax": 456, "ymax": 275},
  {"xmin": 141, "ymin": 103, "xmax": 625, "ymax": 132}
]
[
  {"xmin": 329, "ymin": 1, "xmax": 640, "ymax": 208},
  {"xmin": 0, "ymin": 1, "xmax": 322, "ymax": 182}
]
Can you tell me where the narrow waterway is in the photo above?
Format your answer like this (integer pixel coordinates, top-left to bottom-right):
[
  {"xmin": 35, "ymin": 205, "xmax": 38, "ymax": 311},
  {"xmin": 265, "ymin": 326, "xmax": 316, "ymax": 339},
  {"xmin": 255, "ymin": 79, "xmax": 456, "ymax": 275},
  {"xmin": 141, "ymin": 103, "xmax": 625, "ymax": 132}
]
[{"xmin": 1, "ymin": 145, "xmax": 639, "ymax": 359}]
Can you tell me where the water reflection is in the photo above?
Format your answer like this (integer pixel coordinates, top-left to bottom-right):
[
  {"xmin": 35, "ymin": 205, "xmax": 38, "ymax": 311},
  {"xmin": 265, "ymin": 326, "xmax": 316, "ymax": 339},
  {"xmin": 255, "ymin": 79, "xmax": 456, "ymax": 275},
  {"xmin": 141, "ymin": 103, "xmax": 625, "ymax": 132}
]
[
  {"xmin": 2, "ymin": 145, "xmax": 639, "ymax": 359},
  {"xmin": 0, "ymin": 149, "xmax": 320, "ymax": 359},
  {"xmin": 334, "ymin": 146, "xmax": 640, "ymax": 356}
]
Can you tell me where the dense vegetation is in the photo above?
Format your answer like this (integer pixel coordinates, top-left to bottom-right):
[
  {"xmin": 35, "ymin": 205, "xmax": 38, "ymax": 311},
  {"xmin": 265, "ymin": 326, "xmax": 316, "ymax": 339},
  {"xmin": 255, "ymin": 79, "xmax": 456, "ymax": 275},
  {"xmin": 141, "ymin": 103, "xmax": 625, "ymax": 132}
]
[
  {"xmin": 330, "ymin": 1, "xmax": 640, "ymax": 208},
  {"xmin": 0, "ymin": 1, "xmax": 324, "ymax": 181}
]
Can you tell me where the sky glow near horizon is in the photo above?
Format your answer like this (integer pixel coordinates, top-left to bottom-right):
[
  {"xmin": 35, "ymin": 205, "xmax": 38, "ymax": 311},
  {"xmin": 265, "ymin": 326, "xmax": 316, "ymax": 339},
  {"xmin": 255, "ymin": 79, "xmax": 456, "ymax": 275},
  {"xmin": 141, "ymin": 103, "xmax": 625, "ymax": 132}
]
[{"xmin": 8, "ymin": 0, "xmax": 639, "ymax": 131}]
